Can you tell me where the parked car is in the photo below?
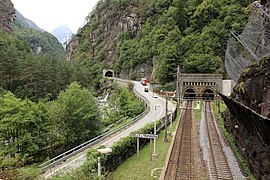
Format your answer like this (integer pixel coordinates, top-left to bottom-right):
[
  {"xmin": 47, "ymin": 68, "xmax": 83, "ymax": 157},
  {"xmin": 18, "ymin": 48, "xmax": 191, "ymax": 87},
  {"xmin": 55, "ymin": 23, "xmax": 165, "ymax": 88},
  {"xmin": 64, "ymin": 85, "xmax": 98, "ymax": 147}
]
[{"xmin": 152, "ymin": 94, "xmax": 158, "ymax": 98}]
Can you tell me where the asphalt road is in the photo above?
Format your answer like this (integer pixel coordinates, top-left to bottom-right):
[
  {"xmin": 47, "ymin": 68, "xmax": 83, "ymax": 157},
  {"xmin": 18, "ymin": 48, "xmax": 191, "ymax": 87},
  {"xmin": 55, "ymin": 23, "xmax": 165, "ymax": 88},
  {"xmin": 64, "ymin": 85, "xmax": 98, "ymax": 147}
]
[
  {"xmin": 101, "ymin": 81, "xmax": 176, "ymax": 147},
  {"xmin": 43, "ymin": 80, "xmax": 176, "ymax": 178}
]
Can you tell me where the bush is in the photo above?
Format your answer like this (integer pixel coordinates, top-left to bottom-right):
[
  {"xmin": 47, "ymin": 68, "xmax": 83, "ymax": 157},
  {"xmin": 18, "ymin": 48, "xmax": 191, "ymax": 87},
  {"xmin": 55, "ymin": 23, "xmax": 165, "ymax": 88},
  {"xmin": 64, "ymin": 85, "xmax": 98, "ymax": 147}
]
[
  {"xmin": 83, "ymin": 121, "xmax": 160, "ymax": 175},
  {"xmin": 17, "ymin": 166, "xmax": 41, "ymax": 180}
]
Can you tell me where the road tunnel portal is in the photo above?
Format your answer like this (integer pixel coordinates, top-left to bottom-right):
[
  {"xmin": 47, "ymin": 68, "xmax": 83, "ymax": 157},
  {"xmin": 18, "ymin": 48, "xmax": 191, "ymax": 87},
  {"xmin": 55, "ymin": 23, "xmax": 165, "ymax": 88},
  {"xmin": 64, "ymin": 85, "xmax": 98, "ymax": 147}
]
[
  {"xmin": 103, "ymin": 69, "xmax": 114, "ymax": 77},
  {"xmin": 179, "ymin": 74, "xmax": 223, "ymax": 100}
]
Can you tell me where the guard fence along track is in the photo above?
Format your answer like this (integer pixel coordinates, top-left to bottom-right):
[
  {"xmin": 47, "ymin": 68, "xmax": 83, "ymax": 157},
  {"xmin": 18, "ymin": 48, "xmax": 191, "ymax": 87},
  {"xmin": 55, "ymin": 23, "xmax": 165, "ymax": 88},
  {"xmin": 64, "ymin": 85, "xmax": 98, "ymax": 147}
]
[
  {"xmin": 204, "ymin": 101, "xmax": 233, "ymax": 179},
  {"xmin": 164, "ymin": 101, "xmax": 193, "ymax": 180}
]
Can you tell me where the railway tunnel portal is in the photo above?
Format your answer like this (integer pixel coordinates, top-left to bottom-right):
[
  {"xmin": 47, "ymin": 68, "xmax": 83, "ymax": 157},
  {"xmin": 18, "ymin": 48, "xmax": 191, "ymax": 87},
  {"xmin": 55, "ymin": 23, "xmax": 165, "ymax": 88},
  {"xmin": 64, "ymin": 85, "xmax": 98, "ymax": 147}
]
[{"xmin": 179, "ymin": 73, "xmax": 223, "ymax": 100}]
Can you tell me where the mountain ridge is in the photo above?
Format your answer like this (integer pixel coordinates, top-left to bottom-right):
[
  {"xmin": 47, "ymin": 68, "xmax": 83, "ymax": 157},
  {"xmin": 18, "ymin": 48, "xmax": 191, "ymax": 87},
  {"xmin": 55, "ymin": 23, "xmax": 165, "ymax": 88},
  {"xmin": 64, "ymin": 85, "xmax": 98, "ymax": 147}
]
[
  {"xmin": 51, "ymin": 25, "xmax": 73, "ymax": 48},
  {"xmin": 15, "ymin": 10, "xmax": 44, "ymax": 32},
  {"xmin": 13, "ymin": 10, "xmax": 66, "ymax": 57}
]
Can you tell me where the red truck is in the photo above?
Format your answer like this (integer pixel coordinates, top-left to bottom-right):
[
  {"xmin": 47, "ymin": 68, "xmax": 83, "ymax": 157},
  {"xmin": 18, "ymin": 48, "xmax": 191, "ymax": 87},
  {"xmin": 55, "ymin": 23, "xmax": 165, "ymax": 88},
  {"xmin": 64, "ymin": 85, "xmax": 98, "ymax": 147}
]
[{"xmin": 140, "ymin": 78, "xmax": 148, "ymax": 86}]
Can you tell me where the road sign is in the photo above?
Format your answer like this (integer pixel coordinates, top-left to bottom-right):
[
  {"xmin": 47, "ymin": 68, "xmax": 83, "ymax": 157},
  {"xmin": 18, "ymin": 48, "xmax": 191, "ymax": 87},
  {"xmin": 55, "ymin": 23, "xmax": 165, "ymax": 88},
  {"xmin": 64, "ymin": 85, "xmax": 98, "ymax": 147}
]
[
  {"xmin": 133, "ymin": 134, "xmax": 158, "ymax": 139},
  {"xmin": 133, "ymin": 133, "xmax": 158, "ymax": 160}
]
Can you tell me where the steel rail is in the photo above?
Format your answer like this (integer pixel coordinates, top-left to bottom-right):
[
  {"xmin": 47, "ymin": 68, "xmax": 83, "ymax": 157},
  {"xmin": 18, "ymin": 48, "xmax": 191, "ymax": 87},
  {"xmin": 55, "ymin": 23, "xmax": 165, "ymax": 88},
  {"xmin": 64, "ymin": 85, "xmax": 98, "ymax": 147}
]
[
  {"xmin": 164, "ymin": 101, "xmax": 193, "ymax": 179},
  {"xmin": 204, "ymin": 101, "xmax": 233, "ymax": 179}
]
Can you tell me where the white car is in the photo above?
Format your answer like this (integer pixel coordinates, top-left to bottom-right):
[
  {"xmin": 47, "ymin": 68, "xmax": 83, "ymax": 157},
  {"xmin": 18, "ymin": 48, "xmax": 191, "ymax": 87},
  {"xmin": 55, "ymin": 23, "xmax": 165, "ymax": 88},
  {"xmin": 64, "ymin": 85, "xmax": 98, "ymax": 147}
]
[{"xmin": 152, "ymin": 94, "xmax": 158, "ymax": 98}]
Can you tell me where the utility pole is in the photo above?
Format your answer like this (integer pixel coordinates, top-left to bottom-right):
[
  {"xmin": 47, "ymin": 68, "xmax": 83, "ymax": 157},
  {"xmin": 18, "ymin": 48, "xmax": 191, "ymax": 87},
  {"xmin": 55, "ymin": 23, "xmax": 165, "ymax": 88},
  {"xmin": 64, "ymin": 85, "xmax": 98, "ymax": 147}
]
[
  {"xmin": 176, "ymin": 66, "xmax": 180, "ymax": 106},
  {"xmin": 164, "ymin": 95, "xmax": 168, "ymax": 142},
  {"xmin": 153, "ymin": 104, "xmax": 160, "ymax": 156},
  {"xmin": 98, "ymin": 157, "xmax": 101, "ymax": 177},
  {"xmin": 176, "ymin": 66, "xmax": 182, "ymax": 108}
]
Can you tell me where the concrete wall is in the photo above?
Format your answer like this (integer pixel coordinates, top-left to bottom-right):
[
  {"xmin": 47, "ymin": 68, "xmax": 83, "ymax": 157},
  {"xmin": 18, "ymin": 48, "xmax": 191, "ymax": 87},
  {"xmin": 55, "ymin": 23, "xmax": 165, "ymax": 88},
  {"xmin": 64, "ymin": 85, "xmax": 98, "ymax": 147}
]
[{"xmin": 222, "ymin": 80, "xmax": 236, "ymax": 96}]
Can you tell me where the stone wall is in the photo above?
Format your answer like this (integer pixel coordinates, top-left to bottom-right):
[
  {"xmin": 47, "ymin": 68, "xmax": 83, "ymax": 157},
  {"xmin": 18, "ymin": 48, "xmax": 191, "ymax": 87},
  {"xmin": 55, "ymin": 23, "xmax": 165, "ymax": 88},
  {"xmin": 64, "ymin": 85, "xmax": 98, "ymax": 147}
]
[{"xmin": 179, "ymin": 73, "xmax": 223, "ymax": 99}]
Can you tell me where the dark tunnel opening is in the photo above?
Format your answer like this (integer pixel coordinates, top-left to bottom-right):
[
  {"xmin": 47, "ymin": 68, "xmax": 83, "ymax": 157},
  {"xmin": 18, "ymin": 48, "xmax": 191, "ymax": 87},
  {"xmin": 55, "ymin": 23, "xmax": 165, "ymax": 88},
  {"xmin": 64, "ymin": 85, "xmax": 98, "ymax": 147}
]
[
  {"xmin": 105, "ymin": 71, "xmax": 113, "ymax": 77},
  {"xmin": 184, "ymin": 89, "xmax": 196, "ymax": 99},
  {"xmin": 202, "ymin": 89, "xmax": 214, "ymax": 100}
]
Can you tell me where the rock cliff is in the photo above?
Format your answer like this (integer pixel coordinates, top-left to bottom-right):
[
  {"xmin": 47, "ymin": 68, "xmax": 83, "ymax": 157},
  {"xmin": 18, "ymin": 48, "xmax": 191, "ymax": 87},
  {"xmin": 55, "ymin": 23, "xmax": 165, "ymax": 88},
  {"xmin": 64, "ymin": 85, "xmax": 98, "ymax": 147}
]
[
  {"xmin": 235, "ymin": 58, "xmax": 270, "ymax": 118},
  {"xmin": 67, "ymin": 0, "xmax": 248, "ymax": 83},
  {"xmin": 222, "ymin": 0, "xmax": 270, "ymax": 178},
  {"xmin": 224, "ymin": 58, "xmax": 270, "ymax": 179},
  {"xmin": 0, "ymin": 0, "xmax": 15, "ymax": 32},
  {"xmin": 66, "ymin": 1, "xmax": 144, "ymax": 78}
]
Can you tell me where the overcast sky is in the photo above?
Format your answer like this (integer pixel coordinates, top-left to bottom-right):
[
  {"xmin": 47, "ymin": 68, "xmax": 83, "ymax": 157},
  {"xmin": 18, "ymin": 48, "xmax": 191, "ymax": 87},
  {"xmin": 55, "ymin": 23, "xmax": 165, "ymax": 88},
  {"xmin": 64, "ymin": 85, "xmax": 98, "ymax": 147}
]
[{"xmin": 11, "ymin": 0, "xmax": 100, "ymax": 33}]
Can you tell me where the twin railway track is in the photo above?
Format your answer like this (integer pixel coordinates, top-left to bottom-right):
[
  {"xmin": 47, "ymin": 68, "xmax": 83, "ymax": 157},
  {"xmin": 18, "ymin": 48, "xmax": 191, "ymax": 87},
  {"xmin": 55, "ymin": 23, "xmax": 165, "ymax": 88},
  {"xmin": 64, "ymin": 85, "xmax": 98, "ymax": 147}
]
[{"xmin": 163, "ymin": 101, "xmax": 233, "ymax": 180}]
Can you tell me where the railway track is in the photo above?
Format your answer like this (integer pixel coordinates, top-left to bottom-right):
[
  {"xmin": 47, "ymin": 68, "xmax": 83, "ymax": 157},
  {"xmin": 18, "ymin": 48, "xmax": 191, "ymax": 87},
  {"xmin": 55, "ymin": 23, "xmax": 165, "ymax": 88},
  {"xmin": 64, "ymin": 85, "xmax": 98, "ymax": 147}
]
[
  {"xmin": 204, "ymin": 101, "xmax": 233, "ymax": 179},
  {"xmin": 164, "ymin": 101, "xmax": 193, "ymax": 179}
]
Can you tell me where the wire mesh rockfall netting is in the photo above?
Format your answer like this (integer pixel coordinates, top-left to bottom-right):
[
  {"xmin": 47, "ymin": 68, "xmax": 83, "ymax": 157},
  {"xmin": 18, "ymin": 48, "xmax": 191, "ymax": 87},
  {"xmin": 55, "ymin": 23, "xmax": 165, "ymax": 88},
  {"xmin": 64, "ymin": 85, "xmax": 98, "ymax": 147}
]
[{"xmin": 225, "ymin": 2, "xmax": 270, "ymax": 82}]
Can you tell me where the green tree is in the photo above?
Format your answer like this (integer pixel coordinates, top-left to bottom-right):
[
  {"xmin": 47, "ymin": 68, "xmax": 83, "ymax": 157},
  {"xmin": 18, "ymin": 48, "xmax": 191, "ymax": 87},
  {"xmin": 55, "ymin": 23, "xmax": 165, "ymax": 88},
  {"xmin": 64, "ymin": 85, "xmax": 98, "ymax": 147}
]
[
  {"xmin": 156, "ymin": 27, "xmax": 182, "ymax": 83},
  {"xmin": 189, "ymin": 0, "xmax": 220, "ymax": 32},
  {"xmin": 0, "ymin": 31, "xmax": 30, "ymax": 92},
  {"xmin": 183, "ymin": 53, "xmax": 219, "ymax": 73},
  {"xmin": 0, "ymin": 92, "xmax": 49, "ymax": 166},
  {"xmin": 48, "ymin": 82, "xmax": 101, "ymax": 149}
]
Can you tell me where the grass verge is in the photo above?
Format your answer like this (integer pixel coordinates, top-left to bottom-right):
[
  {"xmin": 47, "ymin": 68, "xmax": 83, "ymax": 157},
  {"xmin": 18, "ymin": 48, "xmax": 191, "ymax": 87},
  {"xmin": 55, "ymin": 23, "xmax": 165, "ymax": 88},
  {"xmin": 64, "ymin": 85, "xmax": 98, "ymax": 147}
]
[
  {"xmin": 194, "ymin": 100, "xmax": 202, "ymax": 122},
  {"xmin": 109, "ymin": 111, "xmax": 181, "ymax": 179}
]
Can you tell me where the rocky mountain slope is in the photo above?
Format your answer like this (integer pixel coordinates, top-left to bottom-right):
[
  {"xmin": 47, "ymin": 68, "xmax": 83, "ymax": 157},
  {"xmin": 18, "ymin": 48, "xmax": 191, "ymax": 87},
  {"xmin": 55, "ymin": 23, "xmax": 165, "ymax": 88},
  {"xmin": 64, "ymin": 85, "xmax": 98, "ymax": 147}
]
[
  {"xmin": 222, "ymin": 1, "xmax": 270, "ymax": 179},
  {"xmin": 0, "ymin": 0, "xmax": 15, "ymax": 32},
  {"xmin": 0, "ymin": 0, "xmax": 66, "ymax": 57},
  {"xmin": 224, "ymin": 57, "xmax": 270, "ymax": 179},
  {"xmin": 13, "ymin": 10, "xmax": 66, "ymax": 57},
  {"xmin": 67, "ymin": 0, "xmax": 248, "ymax": 83},
  {"xmin": 15, "ymin": 10, "xmax": 44, "ymax": 32},
  {"xmin": 67, "ymin": 0, "xmax": 145, "ymax": 78}
]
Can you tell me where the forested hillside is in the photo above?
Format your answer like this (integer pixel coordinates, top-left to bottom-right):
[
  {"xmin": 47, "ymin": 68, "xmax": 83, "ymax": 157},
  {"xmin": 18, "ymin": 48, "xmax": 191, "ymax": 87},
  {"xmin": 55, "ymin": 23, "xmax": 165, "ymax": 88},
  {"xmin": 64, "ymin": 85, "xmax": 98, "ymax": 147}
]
[
  {"xmin": 0, "ymin": 1, "xmax": 105, "ymax": 176},
  {"xmin": 0, "ymin": 0, "xmax": 258, "ymax": 178},
  {"xmin": 67, "ymin": 0, "xmax": 251, "ymax": 83},
  {"xmin": 14, "ymin": 10, "xmax": 44, "ymax": 32},
  {"xmin": 0, "ymin": 30, "xmax": 102, "ymax": 101},
  {"xmin": 0, "ymin": 28, "xmax": 144, "ymax": 178},
  {"xmin": 0, "ymin": 1, "xmax": 144, "ymax": 177},
  {"xmin": 13, "ymin": 10, "xmax": 66, "ymax": 58}
]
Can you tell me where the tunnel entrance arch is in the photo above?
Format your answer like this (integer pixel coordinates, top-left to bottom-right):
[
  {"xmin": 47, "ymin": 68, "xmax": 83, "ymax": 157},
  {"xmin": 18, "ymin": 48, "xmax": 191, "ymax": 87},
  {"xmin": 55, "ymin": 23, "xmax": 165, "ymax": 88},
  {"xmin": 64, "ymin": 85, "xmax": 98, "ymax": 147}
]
[
  {"xmin": 202, "ymin": 88, "xmax": 215, "ymax": 100},
  {"xmin": 183, "ymin": 88, "xmax": 197, "ymax": 99},
  {"xmin": 105, "ymin": 71, "xmax": 113, "ymax": 77},
  {"xmin": 178, "ymin": 73, "xmax": 223, "ymax": 100},
  {"xmin": 103, "ymin": 69, "xmax": 114, "ymax": 77}
]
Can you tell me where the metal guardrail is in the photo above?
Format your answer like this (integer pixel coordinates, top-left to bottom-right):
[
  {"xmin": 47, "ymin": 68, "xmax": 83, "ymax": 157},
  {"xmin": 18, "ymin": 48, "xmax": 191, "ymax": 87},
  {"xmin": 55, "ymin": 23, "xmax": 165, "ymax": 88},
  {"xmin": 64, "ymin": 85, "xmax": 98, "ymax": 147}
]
[{"xmin": 39, "ymin": 79, "xmax": 150, "ymax": 172}]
